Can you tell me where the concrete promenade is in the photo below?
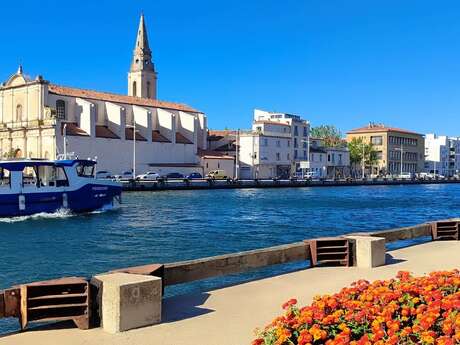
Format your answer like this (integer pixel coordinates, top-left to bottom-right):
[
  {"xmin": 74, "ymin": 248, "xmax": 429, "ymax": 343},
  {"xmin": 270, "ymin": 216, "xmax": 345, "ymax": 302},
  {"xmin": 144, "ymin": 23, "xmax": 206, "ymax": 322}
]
[{"xmin": 1, "ymin": 241, "xmax": 459, "ymax": 345}]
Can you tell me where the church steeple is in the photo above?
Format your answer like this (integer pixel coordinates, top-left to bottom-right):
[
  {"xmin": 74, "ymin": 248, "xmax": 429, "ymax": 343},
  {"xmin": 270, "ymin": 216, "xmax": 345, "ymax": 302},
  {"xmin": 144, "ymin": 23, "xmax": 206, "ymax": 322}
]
[{"xmin": 128, "ymin": 14, "xmax": 157, "ymax": 99}]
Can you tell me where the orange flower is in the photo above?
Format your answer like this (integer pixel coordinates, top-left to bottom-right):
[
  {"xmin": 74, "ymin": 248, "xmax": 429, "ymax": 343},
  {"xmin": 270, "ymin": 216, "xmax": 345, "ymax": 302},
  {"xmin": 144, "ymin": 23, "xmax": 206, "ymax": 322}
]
[{"xmin": 253, "ymin": 270, "xmax": 460, "ymax": 345}]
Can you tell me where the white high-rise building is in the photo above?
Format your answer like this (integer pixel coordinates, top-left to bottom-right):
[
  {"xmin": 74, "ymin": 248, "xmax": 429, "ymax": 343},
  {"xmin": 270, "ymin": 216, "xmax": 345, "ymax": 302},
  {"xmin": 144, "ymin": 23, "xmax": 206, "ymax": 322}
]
[{"xmin": 424, "ymin": 134, "xmax": 460, "ymax": 177}]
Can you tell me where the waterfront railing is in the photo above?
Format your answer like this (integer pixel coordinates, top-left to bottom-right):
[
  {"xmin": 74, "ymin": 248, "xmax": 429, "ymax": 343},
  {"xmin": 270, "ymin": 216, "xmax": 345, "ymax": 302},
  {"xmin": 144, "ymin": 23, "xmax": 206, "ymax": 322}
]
[{"xmin": 0, "ymin": 218, "xmax": 458, "ymax": 332}]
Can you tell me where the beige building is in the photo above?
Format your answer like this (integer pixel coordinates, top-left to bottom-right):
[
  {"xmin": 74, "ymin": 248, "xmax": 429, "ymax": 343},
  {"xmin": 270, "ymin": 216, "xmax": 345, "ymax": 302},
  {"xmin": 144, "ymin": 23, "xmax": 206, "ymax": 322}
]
[
  {"xmin": 346, "ymin": 123, "xmax": 425, "ymax": 175},
  {"xmin": 0, "ymin": 15, "xmax": 207, "ymax": 176}
]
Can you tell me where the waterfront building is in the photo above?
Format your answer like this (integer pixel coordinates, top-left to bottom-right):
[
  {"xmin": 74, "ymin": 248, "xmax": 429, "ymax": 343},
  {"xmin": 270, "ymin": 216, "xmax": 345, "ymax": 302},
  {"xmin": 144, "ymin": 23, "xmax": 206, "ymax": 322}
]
[
  {"xmin": 424, "ymin": 134, "xmax": 460, "ymax": 177},
  {"xmin": 254, "ymin": 109, "xmax": 310, "ymax": 172},
  {"xmin": 237, "ymin": 109, "xmax": 310, "ymax": 179},
  {"xmin": 199, "ymin": 150, "xmax": 235, "ymax": 178},
  {"xmin": 207, "ymin": 130, "xmax": 237, "ymax": 157},
  {"xmin": 346, "ymin": 123, "xmax": 425, "ymax": 176},
  {"xmin": 308, "ymin": 138, "xmax": 327, "ymax": 178},
  {"xmin": 0, "ymin": 15, "xmax": 207, "ymax": 176},
  {"xmin": 325, "ymin": 146, "xmax": 351, "ymax": 178},
  {"xmin": 308, "ymin": 138, "xmax": 351, "ymax": 178}
]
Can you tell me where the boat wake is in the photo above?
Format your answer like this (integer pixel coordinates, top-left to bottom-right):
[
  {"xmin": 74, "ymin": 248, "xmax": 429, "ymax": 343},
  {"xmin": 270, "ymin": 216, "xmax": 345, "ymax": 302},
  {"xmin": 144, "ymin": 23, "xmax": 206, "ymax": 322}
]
[{"xmin": 0, "ymin": 203, "xmax": 118, "ymax": 223}]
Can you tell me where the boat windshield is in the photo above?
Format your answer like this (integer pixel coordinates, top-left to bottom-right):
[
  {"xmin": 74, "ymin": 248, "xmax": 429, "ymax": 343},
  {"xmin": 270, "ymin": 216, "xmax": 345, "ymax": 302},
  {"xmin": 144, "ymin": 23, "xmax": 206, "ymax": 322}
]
[
  {"xmin": 22, "ymin": 165, "xmax": 69, "ymax": 188},
  {"xmin": 76, "ymin": 163, "xmax": 95, "ymax": 178}
]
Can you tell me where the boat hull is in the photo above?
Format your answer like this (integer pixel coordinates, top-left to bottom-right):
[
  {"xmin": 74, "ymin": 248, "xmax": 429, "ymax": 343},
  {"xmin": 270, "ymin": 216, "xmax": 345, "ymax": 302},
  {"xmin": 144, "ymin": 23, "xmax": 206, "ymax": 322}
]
[{"xmin": 0, "ymin": 184, "xmax": 122, "ymax": 218}]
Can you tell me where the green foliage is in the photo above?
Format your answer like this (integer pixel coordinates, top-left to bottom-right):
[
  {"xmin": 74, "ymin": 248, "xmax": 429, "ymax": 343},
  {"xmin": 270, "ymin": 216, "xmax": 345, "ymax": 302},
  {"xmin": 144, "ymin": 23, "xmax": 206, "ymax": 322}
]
[
  {"xmin": 347, "ymin": 137, "xmax": 378, "ymax": 166},
  {"xmin": 310, "ymin": 125, "xmax": 343, "ymax": 147}
]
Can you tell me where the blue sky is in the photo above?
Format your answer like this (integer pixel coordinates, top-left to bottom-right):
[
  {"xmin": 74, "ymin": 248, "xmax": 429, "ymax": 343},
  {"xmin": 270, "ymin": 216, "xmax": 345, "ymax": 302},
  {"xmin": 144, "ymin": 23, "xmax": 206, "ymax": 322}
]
[{"xmin": 1, "ymin": 0, "xmax": 460, "ymax": 135}]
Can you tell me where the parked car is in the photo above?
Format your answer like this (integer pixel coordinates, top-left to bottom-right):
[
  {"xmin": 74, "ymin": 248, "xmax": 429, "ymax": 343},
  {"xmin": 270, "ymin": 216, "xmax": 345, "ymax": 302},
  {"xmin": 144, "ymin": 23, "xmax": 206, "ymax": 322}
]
[
  {"xmin": 398, "ymin": 172, "xmax": 415, "ymax": 180},
  {"xmin": 417, "ymin": 172, "xmax": 430, "ymax": 179},
  {"xmin": 136, "ymin": 171, "xmax": 160, "ymax": 180},
  {"xmin": 186, "ymin": 172, "xmax": 203, "ymax": 179},
  {"xmin": 95, "ymin": 170, "xmax": 112, "ymax": 179},
  {"xmin": 113, "ymin": 171, "xmax": 134, "ymax": 180},
  {"xmin": 304, "ymin": 171, "xmax": 321, "ymax": 180},
  {"xmin": 163, "ymin": 172, "xmax": 184, "ymax": 179},
  {"xmin": 206, "ymin": 170, "xmax": 228, "ymax": 179}
]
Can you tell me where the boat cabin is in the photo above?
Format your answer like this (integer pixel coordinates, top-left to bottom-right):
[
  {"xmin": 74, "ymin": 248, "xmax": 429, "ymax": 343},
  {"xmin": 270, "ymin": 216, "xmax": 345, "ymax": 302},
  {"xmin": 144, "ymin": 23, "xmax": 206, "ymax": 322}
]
[{"xmin": 0, "ymin": 159, "xmax": 97, "ymax": 193}]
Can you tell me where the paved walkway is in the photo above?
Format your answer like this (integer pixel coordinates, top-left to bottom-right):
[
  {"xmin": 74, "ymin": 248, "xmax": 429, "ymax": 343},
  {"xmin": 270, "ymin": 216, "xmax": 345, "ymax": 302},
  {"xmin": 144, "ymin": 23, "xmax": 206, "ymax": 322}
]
[{"xmin": 1, "ymin": 241, "xmax": 459, "ymax": 345}]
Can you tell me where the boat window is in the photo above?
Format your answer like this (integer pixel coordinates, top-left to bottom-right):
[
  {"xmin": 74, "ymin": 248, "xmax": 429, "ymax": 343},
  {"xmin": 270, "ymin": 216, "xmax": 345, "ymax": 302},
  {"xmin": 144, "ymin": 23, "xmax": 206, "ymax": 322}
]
[
  {"xmin": 36, "ymin": 165, "xmax": 69, "ymax": 187},
  {"xmin": 22, "ymin": 166, "xmax": 38, "ymax": 188},
  {"xmin": 76, "ymin": 163, "xmax": 95, "ymax": 178},
  {"xmin": 0, "ymin": 167, "xmax": 10, "ymax": 188}
]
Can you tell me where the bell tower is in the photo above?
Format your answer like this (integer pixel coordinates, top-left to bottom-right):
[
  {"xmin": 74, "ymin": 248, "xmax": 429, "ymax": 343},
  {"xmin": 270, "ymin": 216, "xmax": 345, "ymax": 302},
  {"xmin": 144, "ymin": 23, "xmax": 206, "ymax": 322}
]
[{"xmin": 128, "ymin": 14, "xmax": 157, "ymax": 99}]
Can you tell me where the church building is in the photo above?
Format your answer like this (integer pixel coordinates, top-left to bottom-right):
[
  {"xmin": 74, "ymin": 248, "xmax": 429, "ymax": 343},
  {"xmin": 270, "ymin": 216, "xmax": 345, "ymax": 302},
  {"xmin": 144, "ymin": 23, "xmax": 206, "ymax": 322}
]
[{"xmin": 0, "ymin": 15, "xmax": 208, "ymax": 176}]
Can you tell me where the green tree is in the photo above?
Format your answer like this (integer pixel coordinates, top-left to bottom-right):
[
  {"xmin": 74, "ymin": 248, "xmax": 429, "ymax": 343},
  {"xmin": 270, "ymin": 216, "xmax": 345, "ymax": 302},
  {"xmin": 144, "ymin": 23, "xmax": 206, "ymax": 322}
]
[
  {"xmin": 310, "ymin": 125, "xmax": 344, "ymax": 147},
  {"xmin": 347, "ymin": 137, "xmax": 378, "ymax": 177}
]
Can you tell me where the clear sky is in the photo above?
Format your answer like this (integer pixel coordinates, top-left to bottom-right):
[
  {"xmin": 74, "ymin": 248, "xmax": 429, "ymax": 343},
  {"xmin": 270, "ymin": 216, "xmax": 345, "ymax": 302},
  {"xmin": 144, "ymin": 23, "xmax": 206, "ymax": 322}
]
[{"xmin": 1, "ymin": 0, "xmax": 460, "ymax": 135}]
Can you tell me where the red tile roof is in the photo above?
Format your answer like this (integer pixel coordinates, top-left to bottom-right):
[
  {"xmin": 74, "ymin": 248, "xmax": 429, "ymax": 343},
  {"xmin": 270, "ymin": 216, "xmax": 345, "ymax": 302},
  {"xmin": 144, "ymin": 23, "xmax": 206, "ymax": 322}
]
[
  {"xmin": 152, "ymin": 130, "xmax": 170, "ymax": 143},
  {"xmin": 175, "ymin": 133, "xmax": 193, "ymax": 144},
  {"xmin": 48, "ymin": 84, "xmax": 201, "ymax": 113},
  {"xmin": 96, "ymin": 125, "xmax": 119, "ymax": 139},
  {"xmin": 198, "ymin": 149, "xmax": 234, "ymax": 160},
  {"xmin": 61, "ymin": 122, "xmax": 88, "ymax": 136},
  {"xmin": 125, "ymin": 128, "xmax": 147, "ymax": 141},
  {"xmin": 347, "ymin": 125, "xmax": 421, "ymax": 135},
  {"xmin": 208, "ymin": 130, "xmax": 238, "ymax": 137}
]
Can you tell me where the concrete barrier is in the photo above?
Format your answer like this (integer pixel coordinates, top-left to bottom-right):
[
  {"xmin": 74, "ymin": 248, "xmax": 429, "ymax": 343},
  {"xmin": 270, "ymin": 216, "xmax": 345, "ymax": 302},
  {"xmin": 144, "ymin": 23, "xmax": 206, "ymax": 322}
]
[
  {"xmin": 346, "ymin": 236, "xmax": 386, "ymax": 268},
  {"xmin": 163, "ymin": 242, "xmax": 309, "ymax": 286},
  {"xmin": 93, "ymin": 273, "xmax": 162, "ymax": 333},
  {"xmin": 369, "ymin": 223, "xmax": 432, "ymax": 243}
]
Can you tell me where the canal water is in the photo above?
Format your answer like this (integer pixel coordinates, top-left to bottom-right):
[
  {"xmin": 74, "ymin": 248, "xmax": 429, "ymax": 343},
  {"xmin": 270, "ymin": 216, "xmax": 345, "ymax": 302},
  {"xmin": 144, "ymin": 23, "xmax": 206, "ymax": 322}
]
[{"xmin": 1, "ymin": 183, "xmax": 459, "ymax": 333}]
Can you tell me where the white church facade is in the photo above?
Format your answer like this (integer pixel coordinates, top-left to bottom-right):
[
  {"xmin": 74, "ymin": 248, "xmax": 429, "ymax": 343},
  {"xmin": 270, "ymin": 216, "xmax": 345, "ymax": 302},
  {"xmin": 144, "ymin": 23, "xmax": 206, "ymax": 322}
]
[{"xmin": 0, "ymin": 15, "xmax": 207, "ymax": 176}]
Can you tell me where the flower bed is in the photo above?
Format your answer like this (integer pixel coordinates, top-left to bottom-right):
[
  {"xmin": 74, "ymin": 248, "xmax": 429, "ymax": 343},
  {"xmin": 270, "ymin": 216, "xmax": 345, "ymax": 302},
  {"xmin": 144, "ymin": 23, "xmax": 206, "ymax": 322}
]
[{"xmin": 252, "ymin": 270, "xmax": 460, "ymax": 345}]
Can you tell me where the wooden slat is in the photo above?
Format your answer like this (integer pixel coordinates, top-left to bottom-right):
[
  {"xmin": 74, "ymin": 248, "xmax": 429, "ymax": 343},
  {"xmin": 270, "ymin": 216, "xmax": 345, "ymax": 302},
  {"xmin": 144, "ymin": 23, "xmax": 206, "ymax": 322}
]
[
  {"xmin": 28, "ymin": 293, "xmax": 87, "ymax": 301},
  {"xmin": 164, "ymin": 242, "xmax": 309, "ymax": 286},
  {"xmin": 28, "ymin": 303, "xmax": 87, "ymax": 311},
  {"xmin": 370, "ymin": 223, "xmax": 432, "ymax": 242}
]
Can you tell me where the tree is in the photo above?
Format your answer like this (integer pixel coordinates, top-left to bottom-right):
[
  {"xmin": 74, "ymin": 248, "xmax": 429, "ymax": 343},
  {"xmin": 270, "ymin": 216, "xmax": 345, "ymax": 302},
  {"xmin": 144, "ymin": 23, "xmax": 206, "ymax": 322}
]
[
  {"xmin": 310, "ymin": 125, "xmax": 344, "ymax": 147},
  {"xmin": 347, "ymin": 137, "xmax": 378, "ymax": 177}
]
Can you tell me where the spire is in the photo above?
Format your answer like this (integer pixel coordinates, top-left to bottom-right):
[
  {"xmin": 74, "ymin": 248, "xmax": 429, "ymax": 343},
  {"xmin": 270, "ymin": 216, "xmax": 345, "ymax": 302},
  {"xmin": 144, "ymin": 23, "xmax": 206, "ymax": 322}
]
[
  {"xmin": 130, "ymin": 14, "xmax": 155, "ymax": 73},
  {"xmin": 17, "ymin": 64, "xmax": 23, "ymax": 75}
]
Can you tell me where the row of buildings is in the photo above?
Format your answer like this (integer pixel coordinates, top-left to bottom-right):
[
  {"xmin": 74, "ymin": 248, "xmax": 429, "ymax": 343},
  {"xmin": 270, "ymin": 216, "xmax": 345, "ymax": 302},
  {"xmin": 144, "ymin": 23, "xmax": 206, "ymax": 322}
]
[
  {"xmin": 209, "ymin": 120, "xmax": 459, "ymax": 179},
  {"xmin": 0, "ymin": 15, "xmax": 457, "ymax": 179}
]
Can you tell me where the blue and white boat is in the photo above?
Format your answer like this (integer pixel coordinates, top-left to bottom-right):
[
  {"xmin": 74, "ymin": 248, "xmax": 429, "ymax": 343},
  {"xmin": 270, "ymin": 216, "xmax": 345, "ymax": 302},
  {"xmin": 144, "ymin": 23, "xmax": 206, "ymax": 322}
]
[{"xmin": 0, "ymin": 158, "xmax": 122, "ymax": 217}]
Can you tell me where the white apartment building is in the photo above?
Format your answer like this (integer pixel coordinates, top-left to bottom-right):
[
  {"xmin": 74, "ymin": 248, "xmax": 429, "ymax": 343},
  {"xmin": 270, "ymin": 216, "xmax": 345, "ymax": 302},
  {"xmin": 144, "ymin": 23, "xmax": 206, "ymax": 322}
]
[
  {"xmin": 253, "ymin": 109, "xmax": 310, "ymax": 169},
  {"xmin": 0, "ymin": 15, "xmax": 207, "ymax": 176},
  {"xmin": 424, "ymin": 134, "xmax": 460, "ymax": 176},
  {"xmin": 239, "ymin": 122, "xmax": 292, "ymax": 179},
  {"xmin": 237, "ymin": 109, "xmax": 310, "ymax": 179}
]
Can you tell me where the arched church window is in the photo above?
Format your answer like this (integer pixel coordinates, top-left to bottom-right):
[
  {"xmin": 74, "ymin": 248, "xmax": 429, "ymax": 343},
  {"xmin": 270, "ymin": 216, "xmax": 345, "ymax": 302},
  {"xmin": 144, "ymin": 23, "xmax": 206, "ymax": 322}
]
[
  {"xmin": 16, "ymin": 104, "xmax": 23, "ymax": 122},
  {"xmin": 56, "ymin": 100, "xmax": 66, "ymax": 119},
  {"xmin": 133, "ymin": 81, "xmax": 137, "ymax": 97},
  {"xmin": 147, "ymin": 81, "xmax": 151, "ymax": 98}
]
